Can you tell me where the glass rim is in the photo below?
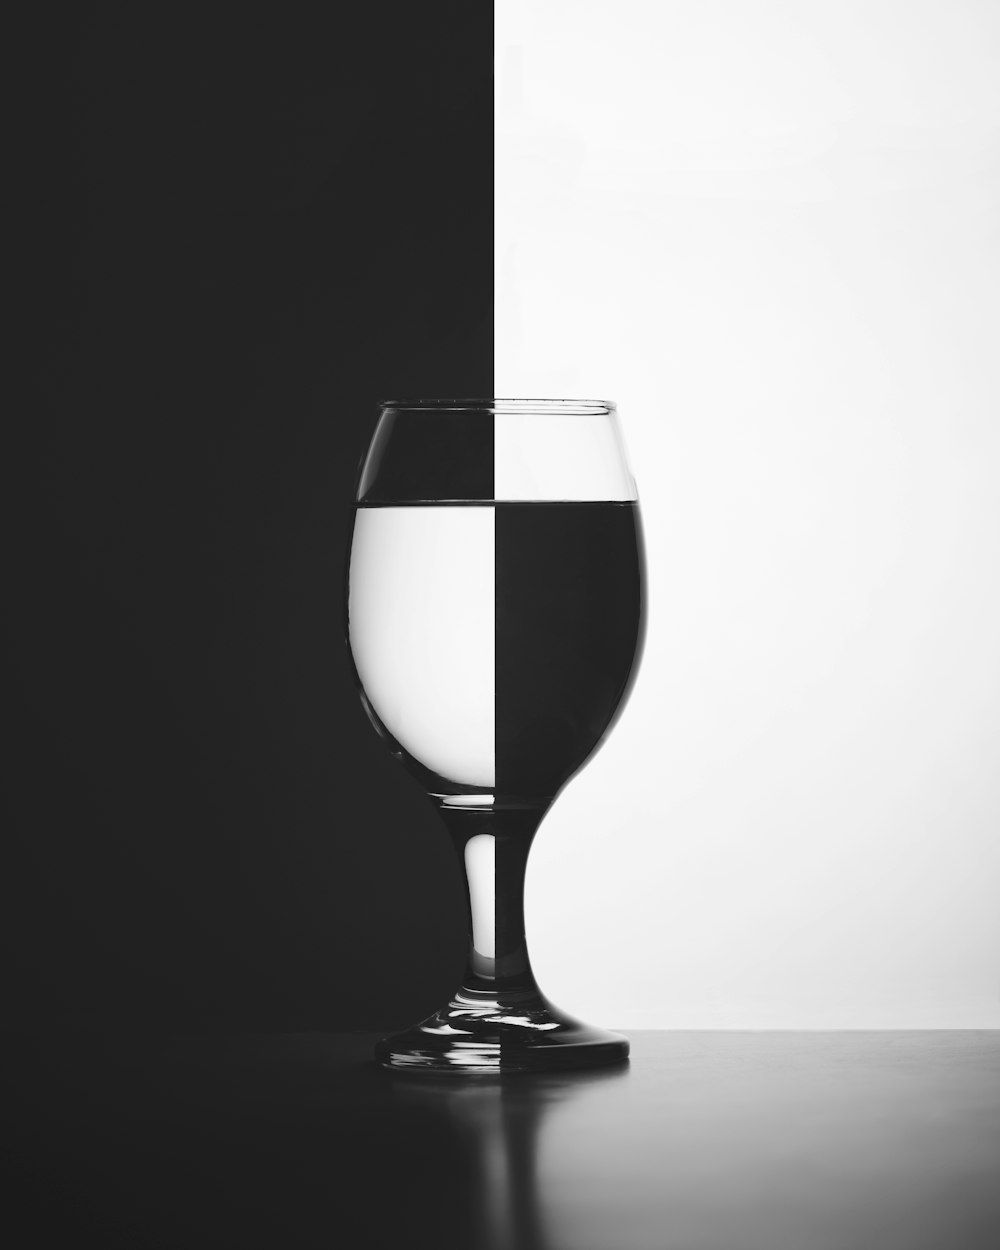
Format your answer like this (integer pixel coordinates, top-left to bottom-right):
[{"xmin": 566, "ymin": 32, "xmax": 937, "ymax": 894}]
[{"xmin": 378, "ymin": 398, "xmax": 617, "ymax": 416}]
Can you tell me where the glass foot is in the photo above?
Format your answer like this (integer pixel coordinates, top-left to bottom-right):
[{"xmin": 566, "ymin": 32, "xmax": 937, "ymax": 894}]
[{"xmin": 375, "ymin": 992, "xmax": 629, "ymax": 1074}]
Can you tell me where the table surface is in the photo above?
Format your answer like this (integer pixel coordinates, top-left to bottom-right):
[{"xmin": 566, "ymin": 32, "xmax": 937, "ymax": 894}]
[{"xmin": 4, "ymin": 1030, "xmax": 999, "ymax": 1249}]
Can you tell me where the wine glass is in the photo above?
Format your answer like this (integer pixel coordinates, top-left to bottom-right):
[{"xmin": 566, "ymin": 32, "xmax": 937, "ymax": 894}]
[{"xmin": 347, "ymin": 399, "xmax": 646, "ymax": 1072}]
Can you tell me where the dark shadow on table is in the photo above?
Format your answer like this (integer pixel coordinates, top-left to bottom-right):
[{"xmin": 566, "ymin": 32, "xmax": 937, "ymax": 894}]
[{"xmin": 1, "ymin": 1030, "xmax": 629, "ymax": 1250}]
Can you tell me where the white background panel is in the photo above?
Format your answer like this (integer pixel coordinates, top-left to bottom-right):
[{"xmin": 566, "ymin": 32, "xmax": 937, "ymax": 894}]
[
  {"xmin": 494, "ymin": 409, "xmax": 637, "ymax": 499},
  {"xmin": 496, "ymin": 0, "xmax": 1000, "ymax": 1026}
]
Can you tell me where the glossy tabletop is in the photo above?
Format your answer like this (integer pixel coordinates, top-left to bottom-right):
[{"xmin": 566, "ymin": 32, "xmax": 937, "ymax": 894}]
[{"xmin": 5, "ymin": 1030, "xmax": 999, "ymax": 1248}]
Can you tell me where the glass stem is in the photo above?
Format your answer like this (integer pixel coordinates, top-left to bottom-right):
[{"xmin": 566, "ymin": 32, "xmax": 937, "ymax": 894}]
[{"xmin": 439, "ymin": 805, "xmax": 550, "ymax": 1005}]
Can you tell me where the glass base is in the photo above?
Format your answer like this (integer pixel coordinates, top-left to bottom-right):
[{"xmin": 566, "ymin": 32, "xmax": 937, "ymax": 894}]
[{"xmin": 375, "ymin": 992, "xmax": 629, "ymax": 1074}]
